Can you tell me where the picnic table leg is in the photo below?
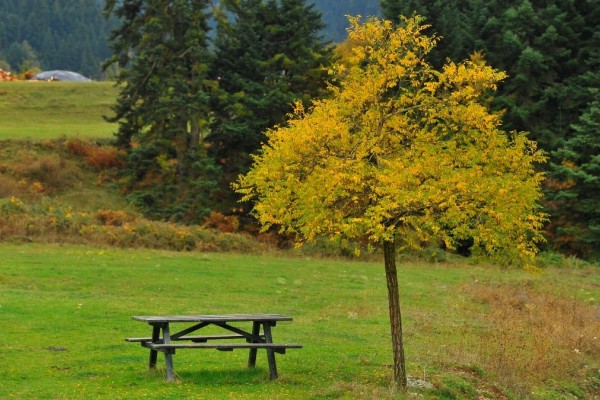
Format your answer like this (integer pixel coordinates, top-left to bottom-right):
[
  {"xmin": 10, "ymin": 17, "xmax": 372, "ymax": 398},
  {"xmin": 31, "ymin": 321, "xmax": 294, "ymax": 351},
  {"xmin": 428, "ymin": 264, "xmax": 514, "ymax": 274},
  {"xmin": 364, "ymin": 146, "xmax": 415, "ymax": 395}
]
[
  {"xmin": 162, "ymin": 323, "xmax": 176, "ymax": 382},
  {"xmin": 247, "ymin": 321, "xmax": 261, "ymax": 368},
  {"xmin": 148, "ymin": 324, "xmax": 161, "ymax": 369},
  {"xmin": 263, "ymin": 322, "xmax": 278, "ymax": 380}
]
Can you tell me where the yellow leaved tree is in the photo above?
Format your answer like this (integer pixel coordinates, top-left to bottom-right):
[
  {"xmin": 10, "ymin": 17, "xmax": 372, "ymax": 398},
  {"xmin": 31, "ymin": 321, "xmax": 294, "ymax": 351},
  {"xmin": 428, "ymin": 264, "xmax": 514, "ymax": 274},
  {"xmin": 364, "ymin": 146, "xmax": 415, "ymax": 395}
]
[{"xmin": 235, "ymin": 16, "xmax": 546, "ymax": 389}]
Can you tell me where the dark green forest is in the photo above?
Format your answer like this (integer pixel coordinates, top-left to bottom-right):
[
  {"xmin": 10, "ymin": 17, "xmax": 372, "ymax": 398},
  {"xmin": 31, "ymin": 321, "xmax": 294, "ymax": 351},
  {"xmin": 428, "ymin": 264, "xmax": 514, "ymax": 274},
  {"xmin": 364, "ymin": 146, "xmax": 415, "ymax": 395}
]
[{"xmin": 0, "ymin": 0, "xmax": 114, "ymax": 78}]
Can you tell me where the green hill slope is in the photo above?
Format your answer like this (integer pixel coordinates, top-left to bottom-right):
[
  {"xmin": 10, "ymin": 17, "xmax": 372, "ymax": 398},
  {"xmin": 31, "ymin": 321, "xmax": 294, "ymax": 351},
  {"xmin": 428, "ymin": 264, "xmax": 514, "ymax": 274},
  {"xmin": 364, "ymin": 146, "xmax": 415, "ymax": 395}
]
[{"xmin": 0, "ymin": 81, "xmax": 118, "ymax": 140}]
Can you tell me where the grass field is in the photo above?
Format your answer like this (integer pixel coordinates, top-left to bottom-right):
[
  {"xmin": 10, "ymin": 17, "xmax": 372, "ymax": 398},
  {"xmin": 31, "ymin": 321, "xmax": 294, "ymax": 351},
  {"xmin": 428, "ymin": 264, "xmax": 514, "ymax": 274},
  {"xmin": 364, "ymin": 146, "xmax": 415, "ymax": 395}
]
[
  {"xmin": 1, "ymin": 243, "xmax": 598, "ymax": 399},
  {"xmin": 0, "ymin": 81, "xmax": 118, "ymax": 139}
]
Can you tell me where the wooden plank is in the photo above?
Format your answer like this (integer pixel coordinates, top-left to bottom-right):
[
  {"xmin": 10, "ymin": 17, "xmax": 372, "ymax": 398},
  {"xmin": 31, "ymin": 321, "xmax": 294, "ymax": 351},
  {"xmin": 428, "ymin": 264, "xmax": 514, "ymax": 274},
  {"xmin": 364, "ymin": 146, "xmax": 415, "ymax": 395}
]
[
  {"xmin": 147, "ymin": 343, "xmax": 302, "ymax": 350},
  {"xmin": 263, "ymin": 321, "xmax": 278, "ymax": 379},
  {"xmin": 163, "ymin": 324, "xmax": 175, "ymax": 382},
  {"xmin": 169, "ymin": 322, "xmax": 210, "ymax": 340},
  {"xmin": 248, "ymin": 321, "xmax": 261, "ymax": 368},
  {"xmin": 148, "ymin": 324, "xmax": 161, "ymax": 369},
  {"xmin": 212, "ymin": 322, "xmax": 263, "ymax": 342},
  {"xmin": 140, "ymin": 341, "xmax": 294, "ymax": 355},
  {"xmin": 126, "ymin": 334, "xmax": 250, "ymax": 342},
  {"xmin": 132, "ymin": 314, "xmax": 293, "ymax": 323}
]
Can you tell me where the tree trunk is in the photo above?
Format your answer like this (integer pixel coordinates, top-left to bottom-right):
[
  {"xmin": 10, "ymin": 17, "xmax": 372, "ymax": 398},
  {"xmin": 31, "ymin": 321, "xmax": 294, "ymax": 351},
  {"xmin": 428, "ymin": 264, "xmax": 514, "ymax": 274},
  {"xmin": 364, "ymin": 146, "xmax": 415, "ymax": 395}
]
[
  {"xmin": 383, "ymin": 238, "xmax": 407, "ymax": 389},
  {"xmin": 175, "ymin": 121, "xmax": 189, "ymax": 197},
  {"xmin": 190, "ymin": 119, "xmax": 200, "ymax": 151}
]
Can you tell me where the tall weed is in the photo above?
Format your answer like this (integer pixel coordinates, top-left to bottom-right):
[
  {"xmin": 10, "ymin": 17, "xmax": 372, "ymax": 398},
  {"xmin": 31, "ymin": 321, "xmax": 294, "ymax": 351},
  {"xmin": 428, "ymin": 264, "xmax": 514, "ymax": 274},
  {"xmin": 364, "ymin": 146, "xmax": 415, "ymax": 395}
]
[{"xmin": 464, "ymin": 282, "xmax": 600, "ymax": 397}]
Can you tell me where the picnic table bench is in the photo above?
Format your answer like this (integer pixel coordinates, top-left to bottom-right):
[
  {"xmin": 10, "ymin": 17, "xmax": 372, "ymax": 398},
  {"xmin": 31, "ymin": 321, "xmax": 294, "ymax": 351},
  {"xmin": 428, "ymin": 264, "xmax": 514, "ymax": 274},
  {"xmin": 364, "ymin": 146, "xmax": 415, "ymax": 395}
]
[{"xmin": 126, "ymin": 314, "xmax": 301, "ymax": 381}]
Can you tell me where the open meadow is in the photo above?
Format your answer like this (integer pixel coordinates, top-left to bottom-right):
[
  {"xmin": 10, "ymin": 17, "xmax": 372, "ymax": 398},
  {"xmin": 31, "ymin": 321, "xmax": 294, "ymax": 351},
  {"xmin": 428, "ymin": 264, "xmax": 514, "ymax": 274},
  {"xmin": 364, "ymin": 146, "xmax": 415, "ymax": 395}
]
[
  {"xmin": 0, "ymin": 81, "xmax": 118, "ymax": 140},
  {"xmin": 1, "ymin": 243, "xmax": 598, "ymax": 399}
]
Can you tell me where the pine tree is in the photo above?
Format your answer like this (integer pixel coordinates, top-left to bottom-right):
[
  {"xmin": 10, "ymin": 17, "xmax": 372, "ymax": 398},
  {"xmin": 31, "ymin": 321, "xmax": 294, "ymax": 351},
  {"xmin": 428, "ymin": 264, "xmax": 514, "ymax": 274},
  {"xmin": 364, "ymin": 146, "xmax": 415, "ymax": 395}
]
[
  {"xmin": 208, "ymin": 0, "xmax": 334, "ymax": 209},
  {"xmin": 104, "ymin": 0, "xmax": 219, "ymax": 222},
  {"xmin": 548, "ymin": 96, "xmax": 600, "ymax": 256}
]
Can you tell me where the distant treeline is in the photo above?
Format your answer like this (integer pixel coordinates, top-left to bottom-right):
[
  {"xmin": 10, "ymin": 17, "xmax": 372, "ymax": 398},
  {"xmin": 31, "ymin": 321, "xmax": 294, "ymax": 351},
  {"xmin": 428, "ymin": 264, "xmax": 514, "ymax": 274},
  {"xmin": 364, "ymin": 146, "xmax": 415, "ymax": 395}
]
[
  {"xmin": 0, "ymin": 0, "xmax": 380, "ymax": 77},
  {"xmin": 0, "ymin": 0, "xmax": 115, "ymax": 78}
]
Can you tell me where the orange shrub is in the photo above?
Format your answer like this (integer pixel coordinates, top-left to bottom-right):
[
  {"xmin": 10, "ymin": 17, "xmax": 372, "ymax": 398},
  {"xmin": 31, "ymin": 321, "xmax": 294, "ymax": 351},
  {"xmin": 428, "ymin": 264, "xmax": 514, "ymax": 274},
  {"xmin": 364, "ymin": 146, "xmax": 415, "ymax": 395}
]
[
  {"xmin": 65, "ymin": 139, "xmax": 124, "ymax": 170},
  {"xmin": 85, "ymin": 146, "xmax": 124, "ymax": 169},
  {"xmin": 95, "ymin": 209, "xmax": 136, "ymax": 227},
  {"xmin": 202, "ymin": 211, "xmax": 240, "ymax": 233},
  {"xmin": 65, "ymin": 139, "xmax": 91, "ymax": 156}
]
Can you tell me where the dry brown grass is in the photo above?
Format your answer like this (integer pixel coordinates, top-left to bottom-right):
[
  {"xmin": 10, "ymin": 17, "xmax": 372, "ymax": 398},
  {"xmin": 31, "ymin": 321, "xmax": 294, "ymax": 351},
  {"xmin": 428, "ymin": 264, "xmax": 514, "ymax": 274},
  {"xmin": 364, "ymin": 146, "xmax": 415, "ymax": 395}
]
[
  {"xmin": 2, "ymin": 152, "xmax": 81, "ymax": 196},
  {"xmin": 0, "ymin": 174, "xmax": 22, "ymax": 198},
  {"xmin": 463, "ymin": 281, "xmax": 600, "ymax": 397}
]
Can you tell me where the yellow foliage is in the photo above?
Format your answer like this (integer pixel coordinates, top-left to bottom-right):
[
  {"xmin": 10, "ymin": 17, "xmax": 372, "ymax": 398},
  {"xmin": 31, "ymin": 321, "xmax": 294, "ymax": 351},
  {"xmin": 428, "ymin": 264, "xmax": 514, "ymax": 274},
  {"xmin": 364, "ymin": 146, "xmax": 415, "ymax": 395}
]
[{"xmin": 235, "ymin": 16, "xmax": 546, "ymax": 267}]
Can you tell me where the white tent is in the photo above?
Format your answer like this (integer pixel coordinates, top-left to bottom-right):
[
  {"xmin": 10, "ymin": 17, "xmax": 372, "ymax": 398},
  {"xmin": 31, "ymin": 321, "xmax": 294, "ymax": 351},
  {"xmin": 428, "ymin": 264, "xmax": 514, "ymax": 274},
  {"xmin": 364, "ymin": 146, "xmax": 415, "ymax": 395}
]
[{"xmin": 32, "ymin": 70, "xmax": 92, "ymax": 82}]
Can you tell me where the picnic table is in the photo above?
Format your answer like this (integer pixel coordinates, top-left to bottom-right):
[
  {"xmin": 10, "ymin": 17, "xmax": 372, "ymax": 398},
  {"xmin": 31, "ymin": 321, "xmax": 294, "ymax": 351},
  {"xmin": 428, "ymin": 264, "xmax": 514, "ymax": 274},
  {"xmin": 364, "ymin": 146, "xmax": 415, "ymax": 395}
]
[{"xmin": 126, "ymin": 314, "xmax": 302, "ymax": 381}]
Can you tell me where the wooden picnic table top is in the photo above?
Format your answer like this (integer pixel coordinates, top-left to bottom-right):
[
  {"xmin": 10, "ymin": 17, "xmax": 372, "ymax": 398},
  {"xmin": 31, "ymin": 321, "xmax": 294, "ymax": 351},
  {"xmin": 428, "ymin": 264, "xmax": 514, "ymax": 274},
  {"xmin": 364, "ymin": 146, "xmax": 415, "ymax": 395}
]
[{"xmin": 132, "ymin": 314, "xmax": 293, "ymax": 324}]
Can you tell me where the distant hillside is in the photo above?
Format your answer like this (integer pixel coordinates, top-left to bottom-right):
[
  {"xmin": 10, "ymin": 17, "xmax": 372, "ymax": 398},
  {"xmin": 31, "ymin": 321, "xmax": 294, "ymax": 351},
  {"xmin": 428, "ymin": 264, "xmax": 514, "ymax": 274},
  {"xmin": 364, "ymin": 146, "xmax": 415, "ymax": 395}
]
[
  {"xmin": 0, "ymin": 1, "xmax": 381, "ymax": 77},
  {"xmin": 0, "ymin": 0, "xmax": 114, "ymax": 79}
]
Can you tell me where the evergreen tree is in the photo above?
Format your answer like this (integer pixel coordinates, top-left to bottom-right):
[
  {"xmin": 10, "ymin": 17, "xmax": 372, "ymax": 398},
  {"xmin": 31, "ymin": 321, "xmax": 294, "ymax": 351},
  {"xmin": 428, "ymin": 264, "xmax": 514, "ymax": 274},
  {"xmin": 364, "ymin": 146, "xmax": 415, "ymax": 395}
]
[
  {"xmin": 381, "ymin": 0, "xmax": 491, "ymax": 68},
  {"xmin": 549, "ymin": 97, "xmax": 600, "ymax": 256},
  {"xmin": 5, "ymin": 40, "xmax": 41, "ymax": 71},
  {"xmin": 104, "ymin": 0, "xmax": 219, "ymax": 223},
  {"xmin": 208, "ymin": 0, "xmax": 335, "ymax": 208}
]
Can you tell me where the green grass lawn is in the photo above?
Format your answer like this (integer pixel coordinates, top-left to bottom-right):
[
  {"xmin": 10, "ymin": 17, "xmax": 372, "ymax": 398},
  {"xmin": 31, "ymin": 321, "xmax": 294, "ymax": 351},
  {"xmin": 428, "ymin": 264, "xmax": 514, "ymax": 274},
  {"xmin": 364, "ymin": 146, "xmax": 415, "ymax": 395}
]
[
  {"xmin": 1, "ymin": 243, "xmax": 598, "ymax": 399},
  {"xmin": 0, "ymin": 81, "xmax": 118, "ymax": 139}
]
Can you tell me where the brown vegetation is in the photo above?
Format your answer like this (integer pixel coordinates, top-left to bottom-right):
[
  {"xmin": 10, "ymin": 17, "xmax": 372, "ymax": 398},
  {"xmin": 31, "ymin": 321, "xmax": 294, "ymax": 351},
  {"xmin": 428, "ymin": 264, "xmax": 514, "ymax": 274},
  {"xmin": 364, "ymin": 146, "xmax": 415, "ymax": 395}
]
[
  {"xmin": 463, "ymin": 281, "xmax": 600, "ymax": 397},
  {"xmin": 0, "ymin": 151, "xmax": 80, "ymax": 198},
  {"xmin": 65, "ymin": 138, "xmax": 125, "ymax": 169},
  {"xmin": 202, "ymin": 211, "xmax": 240, "ymax": 233}
]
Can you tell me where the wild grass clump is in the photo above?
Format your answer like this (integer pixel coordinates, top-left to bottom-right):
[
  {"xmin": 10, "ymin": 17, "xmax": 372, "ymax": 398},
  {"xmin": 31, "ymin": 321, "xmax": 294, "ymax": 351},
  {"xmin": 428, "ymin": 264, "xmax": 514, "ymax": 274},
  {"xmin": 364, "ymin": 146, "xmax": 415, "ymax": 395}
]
[
  {"xmin": 0, "ymin": 139, "xmax": 88, "ymax": 200},
  {"xmin": 536, "ymin": 251, "xmax": 595, "ymax": 269},
  {"xmin": 0, "ymin": 174, "xmax": 22, "ymax": 198},
  {"xmin": 1, "ymin": 152, "xmax": 81, "ymax": 195},
  {"xmin": 463, "ymin": 282, "xmax": 600, "ymax": 398}
]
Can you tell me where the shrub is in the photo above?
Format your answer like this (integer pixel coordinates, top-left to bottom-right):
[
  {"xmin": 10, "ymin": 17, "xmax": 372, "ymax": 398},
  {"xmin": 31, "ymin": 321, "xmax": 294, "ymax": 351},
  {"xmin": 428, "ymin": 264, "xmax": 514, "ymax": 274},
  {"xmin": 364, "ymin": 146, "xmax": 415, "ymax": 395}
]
[
  {"xmin": 95, "ymin": 209, "xmax": 136, "ymax": 227},
  {"xmin": 0, "ymin": 197, "xmax": 274, "ymax": 253},
  {"xmin": 84, "ymin": 146, "xmax": 125, "ymax": 170},
  {"xmin": 65, "ymin": 139, "xmax": 90, "ymax": 156},
  {"xmin": 11, "ymin": 154, "xmax": 80, "ymax": 194},
  {"xmin": 0, "ymin": 196, "xmax": 26, "ymax": 215},
  {"xmin": 66, "ymin": 139, "xmax": 125, "ymax": 170},
  {"xmin": 202, "ymin": 211, "xmax": 239, "ymax": 233}
]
